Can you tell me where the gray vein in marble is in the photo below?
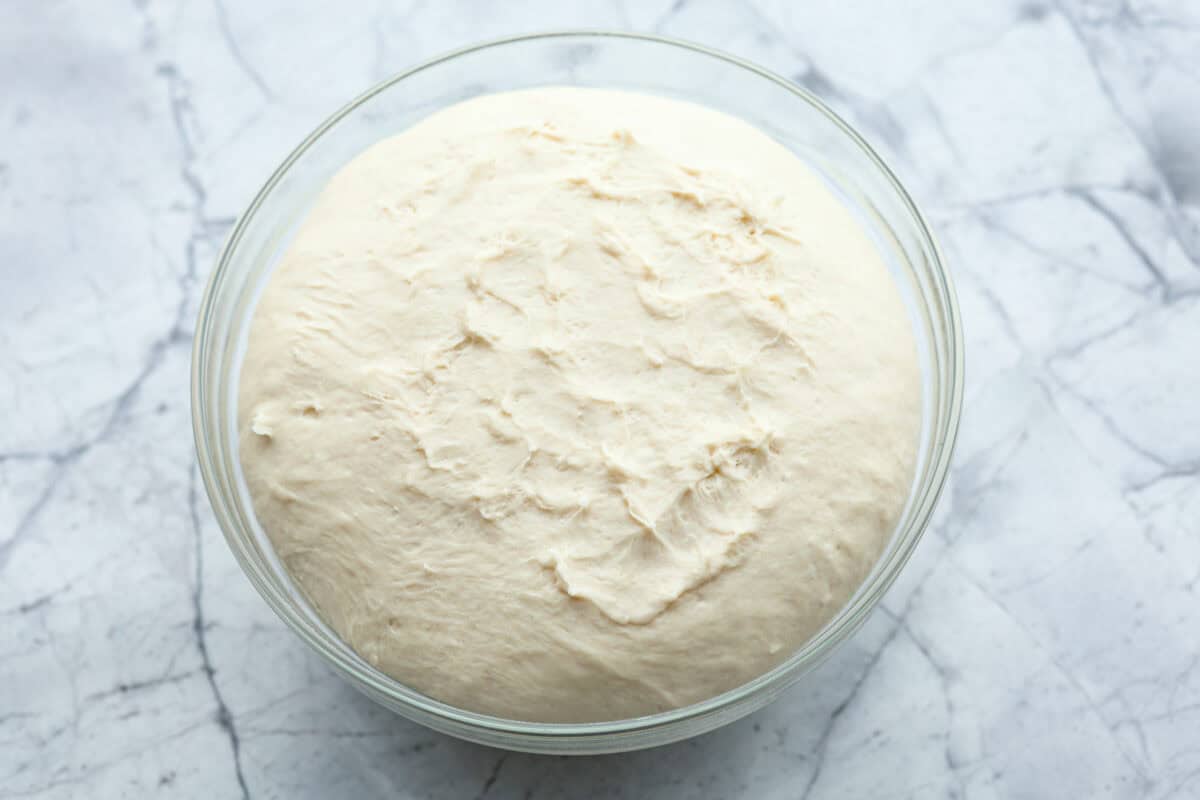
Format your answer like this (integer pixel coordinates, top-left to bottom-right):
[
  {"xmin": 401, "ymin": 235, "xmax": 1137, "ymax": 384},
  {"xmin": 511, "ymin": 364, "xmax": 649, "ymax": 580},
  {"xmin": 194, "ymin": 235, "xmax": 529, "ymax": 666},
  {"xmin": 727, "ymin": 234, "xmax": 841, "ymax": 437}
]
[
  {"xmin": 1055, "ymin": 1, "xmax": 1200, "ymax": 267},
  {"xmin": 475, "ymin": 754, "xmax": 509, "ymax": 800},
  {"xmin": 896, "ymin": 618, "xmax": 966, "ymax": 796},
  {"xmin": 922, "ymin": 520, "xmax": 1156, "ymax": 787},
  {"xmin": 212, "ymin": 0, "xmax": 275, "ymax": 100},
  {"xmin": 0, "ymin": 310, "xmax": 185, "ymax": 573},
  {"xmin": 189, "ymin": 465, "xmax": 251, "ymax": 800},
  {"xmin": 973, "ymin": 278, "xmax": 1027, "ymax": 354},
  {"xmin": 798, "ymin": 538, "xmax": 965, "ymax": 800},
  {"xmin": 952, "ymin": 205, "xmax": 1141, "ymax": 294},
  {"xmin": 740, "ymin": 1, "xmax": 913, "ymax": 159},
  {"xmin": 1047, "ymin": 367, "xmax": 1191, "ymax": 471},
  {"xmin": 1129, "ymin": 462, "xmax": 1200, "ymax": 493},
  {"xmin": 1071, "ymin": 189, "xmax": 1171, "ymax": 299},
  {"xmin": 1054, "ymin": 0, "xmax": 1167, "ymax": 180},
  {"xmin": 83, "ymin": 669, "xmax": 199, "ymax": 703},
  {"xmin": 651, "ymin": 0, "xmax": 690, "ymax": 33},
  {"xmin": 798, "ymin": 618, "xmax": 902, "ymax": 800},
  {"xmin": 0, "ymin": 56, "xmax": 224, "ymax": 573}
]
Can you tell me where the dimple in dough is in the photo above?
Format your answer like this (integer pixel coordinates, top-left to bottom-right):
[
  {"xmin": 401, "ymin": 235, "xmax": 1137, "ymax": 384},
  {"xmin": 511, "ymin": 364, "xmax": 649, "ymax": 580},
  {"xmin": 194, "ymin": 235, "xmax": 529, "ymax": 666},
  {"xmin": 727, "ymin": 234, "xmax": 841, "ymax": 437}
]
[{"xmin": 239, "ymin": 88, "xmax": 921, "ymax": 723}]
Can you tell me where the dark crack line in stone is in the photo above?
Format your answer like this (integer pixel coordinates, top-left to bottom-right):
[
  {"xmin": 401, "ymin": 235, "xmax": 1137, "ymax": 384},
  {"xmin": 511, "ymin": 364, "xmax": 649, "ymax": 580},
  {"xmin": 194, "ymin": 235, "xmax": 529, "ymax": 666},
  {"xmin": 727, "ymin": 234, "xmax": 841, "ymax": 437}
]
[
  {"xmin": 1069, "ymin": 189, "xmax": 1171, "ymax": 299},
  {"xmin": 1053, "ymin": 1, "xmax": 1162, "ymax": 176},
  {"xmin": 190, "ymin": 465, "xmax": 250, "ymax": 800},
  {"xmin": 1043, "ymin": 370, "xmax": 1171, "ymax": 469},
  {"xmin": 1126, "ymin": 462, "xmax": 1200, "ymax": 493},
  {"xmin": 739, "ymin": 2, "xmax": 916, "ymax": 164},
  {"xmin": 368, "ymin": 0, "xmax": 433, "ymax": 82},
  {"xmin": 973, "ymin": 278, "xmax": 1027, "ymax": 354},
  {"xmin": 938, "ymin": 553, "xmax": 1154, "ymax": 785},
  {"xmin": 7, "ymin": 589, "xmax": 58, "ymax": 616},
  {"xmin": 1121, "ymin": 184, "xmax": 1200, "ymax": 274},
  {"xmin": 1031, "ymin": 378, "xmax": 1200, "ymax": 572},
  {"xmin": 0, "ymin": 450, "xmax": 60, "ymax": 464},
  {"xmin": 0, "ymin": 469, "xmax": 70, "ymax": 573},
  {"xmin": 939, "ymin": 182, "xmax": 1122, "ymax": 211},
  {"xmin": 891, "ymin": 615, "xmax": 967, "ymax": 797},
  {"xmin": 797, "ymin": 574, "xmax": 961, "ymax": 800},
  {"xmin": 797, "ymin": 490, "xmax": 1028, "ymax": 800},
  {"xmin": 1051, "ymin": 0, "xmax": 1200, "ymax": 274},
  {"xmin": 84, "ymin": 669, "xmax": 200, "ymax": 703},
  {"xmin": 1161, "ymin": 764, "xmax": 1200, "ymax": 799},
  {"xmin": 239, "ymin": 726, "xmax": 418, "ymax": 741},
  {"xmin": 798, "ymin": 617, "xmax": 903, "ymax": 800},
  {"xmin": 1167, "ymin": 652, "xmax": 1200, "ymax": 721},
  {"xmin": 475, "ymin": 754, "xmax": 508, "ymax": 800},
  {"xmin": 921, "ymin": 89, "xmax": 966, "ymax": 165},
  {"xmin": 212, "ymin": 0, "xmax": 274, "ymax": 100},
  {"xmin": 653, "ymin": 0, "xmax": 690, "ymax": 32},
  {"xmin": 970, "ymin": 208, "xmax": 1147, "ymax": 293},
  {"xmin": 0, "ymin": 315, "xmax": 182, "ymax": 573},
  {"xmin": 369, "ymin": 7, "xmax": 390, "ymax": 81},
  {"xmin": 1044, "ymin": 306, "xmax": 1147, "ymax": 364},
  {"xmin": 608, "ymin": 0, "xmax": 633, "ymax": 31},
  {"xmin": 0, "ymin": 712, "xmax": 37, "ymax": 726},
  {"xmin": 0, "ymin": 49, "xmax": 229, "ymax": 573},
  {"xmin": 939, "ymin": 428, "xmax": 1030, "ymax": 549},
  {"xmin": 2, "ymin": 718, "xmax": 212, "ymax": 798}
]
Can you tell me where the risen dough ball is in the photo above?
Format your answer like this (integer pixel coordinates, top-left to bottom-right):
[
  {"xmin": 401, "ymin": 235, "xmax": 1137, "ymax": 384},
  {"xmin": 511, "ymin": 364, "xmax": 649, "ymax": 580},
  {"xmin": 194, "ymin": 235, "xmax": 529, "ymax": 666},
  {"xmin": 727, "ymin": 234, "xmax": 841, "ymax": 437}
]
[{"xmin": 239, "ymin": 88, "xmax": 920, "ymax": 722}]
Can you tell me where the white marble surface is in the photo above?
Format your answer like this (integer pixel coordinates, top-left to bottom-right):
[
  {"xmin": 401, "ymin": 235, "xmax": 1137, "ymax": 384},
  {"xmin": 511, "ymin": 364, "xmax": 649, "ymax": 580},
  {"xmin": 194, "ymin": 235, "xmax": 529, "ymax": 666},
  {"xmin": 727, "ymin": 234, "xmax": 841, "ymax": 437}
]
[{"xmin": 3, "ymin": 1, "xmax": 1199, "ymax": 797}]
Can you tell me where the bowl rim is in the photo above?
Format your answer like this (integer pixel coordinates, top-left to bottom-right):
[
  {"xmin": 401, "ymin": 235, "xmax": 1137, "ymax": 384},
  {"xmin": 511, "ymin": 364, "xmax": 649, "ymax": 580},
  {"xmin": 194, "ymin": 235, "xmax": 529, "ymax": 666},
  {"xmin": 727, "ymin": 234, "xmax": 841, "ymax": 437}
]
[{"xmin": 192, "ymin": 29, "xmax": 964, "ymax": 746}]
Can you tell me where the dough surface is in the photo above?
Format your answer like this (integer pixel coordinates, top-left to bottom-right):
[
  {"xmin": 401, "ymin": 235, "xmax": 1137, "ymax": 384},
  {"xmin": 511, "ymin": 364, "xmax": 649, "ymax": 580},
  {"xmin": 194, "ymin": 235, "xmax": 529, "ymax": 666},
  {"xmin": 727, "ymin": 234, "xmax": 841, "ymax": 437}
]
[{"xmin": 239, "ymin": 88, "xmax": 921, "ymax": 722}]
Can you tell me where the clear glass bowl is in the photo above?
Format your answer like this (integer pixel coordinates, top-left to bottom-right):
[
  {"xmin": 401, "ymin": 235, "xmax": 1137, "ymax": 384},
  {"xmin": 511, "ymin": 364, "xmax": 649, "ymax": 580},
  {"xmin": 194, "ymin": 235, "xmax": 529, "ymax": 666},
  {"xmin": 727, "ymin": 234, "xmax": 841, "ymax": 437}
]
[{"xmin": 191, "ymin": 31, "xmax": 963, "ymax": 755}]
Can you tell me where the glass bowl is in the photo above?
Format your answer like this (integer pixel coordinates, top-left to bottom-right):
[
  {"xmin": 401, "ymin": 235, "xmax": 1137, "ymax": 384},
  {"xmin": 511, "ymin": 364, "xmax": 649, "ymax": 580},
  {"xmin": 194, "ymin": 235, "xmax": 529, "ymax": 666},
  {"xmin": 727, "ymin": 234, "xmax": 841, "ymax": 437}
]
[{"xmin": 191, "ymin": 31, "xmax": 963, "ymax": 755}]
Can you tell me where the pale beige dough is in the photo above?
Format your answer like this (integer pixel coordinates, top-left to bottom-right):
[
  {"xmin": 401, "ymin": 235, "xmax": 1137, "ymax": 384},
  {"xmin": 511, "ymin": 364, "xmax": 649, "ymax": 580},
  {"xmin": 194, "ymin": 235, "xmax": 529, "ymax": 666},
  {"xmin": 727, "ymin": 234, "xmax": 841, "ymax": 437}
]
[{"xmin": 239, "ymin": 88, "xmax": 921, "ymax": 722}]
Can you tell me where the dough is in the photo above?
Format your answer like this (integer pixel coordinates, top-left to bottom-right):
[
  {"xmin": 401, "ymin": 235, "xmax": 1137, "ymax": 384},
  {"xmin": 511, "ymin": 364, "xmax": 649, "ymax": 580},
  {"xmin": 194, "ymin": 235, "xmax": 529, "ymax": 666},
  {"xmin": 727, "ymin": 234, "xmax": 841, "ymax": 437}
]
[{"xmin": 239, "ymin": 88, "xmax": 920, "ymax": 722}]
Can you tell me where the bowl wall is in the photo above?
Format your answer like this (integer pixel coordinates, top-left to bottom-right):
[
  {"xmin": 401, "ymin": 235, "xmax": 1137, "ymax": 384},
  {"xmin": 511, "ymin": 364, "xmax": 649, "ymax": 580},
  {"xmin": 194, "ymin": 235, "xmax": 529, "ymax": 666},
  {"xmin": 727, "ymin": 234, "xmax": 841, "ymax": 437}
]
[{"xmin": 192, "ymin": 31, "xmax": 963, "ymax": 754}]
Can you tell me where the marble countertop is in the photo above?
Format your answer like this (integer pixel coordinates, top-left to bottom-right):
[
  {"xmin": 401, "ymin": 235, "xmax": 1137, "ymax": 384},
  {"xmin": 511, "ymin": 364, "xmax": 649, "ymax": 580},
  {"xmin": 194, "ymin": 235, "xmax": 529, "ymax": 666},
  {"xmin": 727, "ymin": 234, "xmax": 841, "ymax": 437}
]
[{"xmin": 4, "ymin": 1, "xmax": 1199, "ymax": 797}]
